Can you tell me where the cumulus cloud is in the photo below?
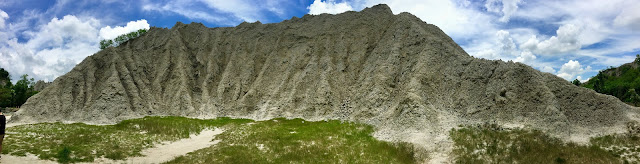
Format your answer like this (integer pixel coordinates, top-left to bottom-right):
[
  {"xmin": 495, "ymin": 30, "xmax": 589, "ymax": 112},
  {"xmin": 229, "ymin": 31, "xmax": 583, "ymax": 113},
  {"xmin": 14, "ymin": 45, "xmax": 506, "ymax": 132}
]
[
  {"xmin": 521, "ymin": 24, "xmax": 581, "ymax": 55},
  {"xmin": 514, "ymin": 51, "xmax": 536, "ymax": 63},
  {"xmin": 471, "ymin": 30, "xmax": 530, "ymax": 62},
  {"xmin": 496, "ymin": 30, "xmax": 517, "ymax": 56},
  {"xmin": 556, "ymin": 60, "xmax": 591, "ymax": 81},
  {"xmin": 499, "ymin": 0, "xmax": 521, "ymax": 22},
  {"xmin": 307, "ymin": 0, "xmax": 354, "ymax": 15},
  {"xmin": 24, "ymin": 15, "xmax": 100, "ymax": 50},
  {"xmin": 0, "ymin": 13, "xmax": 150, "ymax": 82},
  {"xmin": 99, "ymin": 19, "xmax": 150, "ymax": 40},
  {"xmin": 0, "ymin": 15, "xmax": 101, "ymax": 82},
  {"xmin": 540, "ymin": 66, "xmax": 556, "ymax": 74}
]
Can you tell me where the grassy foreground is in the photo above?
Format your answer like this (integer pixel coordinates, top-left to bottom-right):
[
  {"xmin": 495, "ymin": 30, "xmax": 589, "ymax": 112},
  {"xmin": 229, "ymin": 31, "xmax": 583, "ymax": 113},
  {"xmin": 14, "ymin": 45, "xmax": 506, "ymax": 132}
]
[
  {"xmin": 6, "ymin": 116, "xmax": 639, "ymax": 163},
  {"xmin": 3, "ymin": 116, "xmax": 251, "ymax": 163},
  {"xmin": 166, "ymin": 118, "xmax": 415, "ymax": 164},
  {"xmin": 2, "ymin": 117, "xmax": 415, "ymax": 163},
  {"xmin": 450, "ymin": 124, "xmax": 640, "ymax": 164}
]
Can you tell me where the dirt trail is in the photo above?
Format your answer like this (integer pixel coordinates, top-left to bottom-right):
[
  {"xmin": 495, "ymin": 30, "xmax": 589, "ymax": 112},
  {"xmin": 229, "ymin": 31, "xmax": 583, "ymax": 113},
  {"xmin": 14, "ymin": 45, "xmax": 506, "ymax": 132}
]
[{"xmin": 0, "ymin": 128, "xmax": 224, "ymax": 164}]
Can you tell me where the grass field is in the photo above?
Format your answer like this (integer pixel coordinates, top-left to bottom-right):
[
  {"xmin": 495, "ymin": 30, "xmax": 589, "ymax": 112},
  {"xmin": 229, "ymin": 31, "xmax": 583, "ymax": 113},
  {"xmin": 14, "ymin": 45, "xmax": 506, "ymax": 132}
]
[
  {"xmin": 2, "ymin": 117, "xmax": 414, "ymax": 163},
  {"xmin": 3, "ymin": 116, "xmax": 251, "ymax": 163},
  {"xmin": 166, "ymin": 118, "xmax": 415, "ymax": 164},
  {"xmin": 5, "ymin": 116, "xmax": 639, "ymax": 163}
]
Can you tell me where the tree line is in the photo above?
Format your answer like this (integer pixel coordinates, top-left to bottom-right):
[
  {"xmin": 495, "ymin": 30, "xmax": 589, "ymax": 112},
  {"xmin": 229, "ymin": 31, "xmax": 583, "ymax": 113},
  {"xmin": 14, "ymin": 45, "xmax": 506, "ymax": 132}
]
[
  {"xmin": 581, "ymin": 54, "xmax": 640, "ymax": 106},
  {"xmin": 99, "ymin": 29, "xmax": 148, "ymax": 49},
  {"xmin": 0, "ymin": 68, "xmax": 39, "ymax": 108}
]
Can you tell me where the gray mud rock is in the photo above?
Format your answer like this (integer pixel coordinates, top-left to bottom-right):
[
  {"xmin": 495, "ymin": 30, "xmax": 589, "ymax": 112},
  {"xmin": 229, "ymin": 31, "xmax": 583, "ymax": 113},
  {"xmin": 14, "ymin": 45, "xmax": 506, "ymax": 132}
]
[{"xmin": 12, "ymin": 4, "xmax": 640, "ymax": 160}]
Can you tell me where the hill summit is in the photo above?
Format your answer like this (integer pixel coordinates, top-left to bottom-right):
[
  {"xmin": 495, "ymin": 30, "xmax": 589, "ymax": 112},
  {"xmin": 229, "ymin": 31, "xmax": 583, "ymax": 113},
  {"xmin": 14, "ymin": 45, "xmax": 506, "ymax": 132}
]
[{"xmin": 12, "ymin": 4, "xmax": 639, "ymax": 159}]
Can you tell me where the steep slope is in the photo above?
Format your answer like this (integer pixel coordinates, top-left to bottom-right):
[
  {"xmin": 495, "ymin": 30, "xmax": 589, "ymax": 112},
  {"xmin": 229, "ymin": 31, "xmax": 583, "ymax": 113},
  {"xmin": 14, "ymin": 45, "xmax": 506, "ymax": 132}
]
[
  {"xmin": 12, "ymin": 4, "xmax": 640, "ymax": 160},
  {"xmin": 583, "ymin": 56, "xmax": 640, "ymax": 106}
]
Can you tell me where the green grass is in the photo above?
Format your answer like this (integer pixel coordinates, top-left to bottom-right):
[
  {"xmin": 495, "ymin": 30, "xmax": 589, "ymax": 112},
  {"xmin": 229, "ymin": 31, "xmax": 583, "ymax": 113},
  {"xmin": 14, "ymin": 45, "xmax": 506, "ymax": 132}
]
[
  {"xmin": 3, "ymin": 116, "xmax": 251, "ymax": 163},
  {"xmin": 449, "ymin": 124, "xmax": 634, "ymax": 164},
  {"xmin": 165, "ymin": 118, "xmax": 415, "ymax": 164},
  {"xmin": 17, "ymin": 116, "xmax": 640, "ymax": 163},
  {"xmin": 3, "ymin": 117, "xmax": 414, "ymax": 163}
]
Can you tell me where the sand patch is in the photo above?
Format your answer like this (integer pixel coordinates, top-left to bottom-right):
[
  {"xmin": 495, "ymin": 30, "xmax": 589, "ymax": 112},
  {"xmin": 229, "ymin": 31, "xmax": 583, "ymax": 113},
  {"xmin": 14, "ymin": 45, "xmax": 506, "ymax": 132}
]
[
  {"xmin": 0, "ymin": 153, "xmax": 57, "ymax": 164},
  {"xmin": 90, "ymin": 128, "xmax": 224, "ymax": 164}
]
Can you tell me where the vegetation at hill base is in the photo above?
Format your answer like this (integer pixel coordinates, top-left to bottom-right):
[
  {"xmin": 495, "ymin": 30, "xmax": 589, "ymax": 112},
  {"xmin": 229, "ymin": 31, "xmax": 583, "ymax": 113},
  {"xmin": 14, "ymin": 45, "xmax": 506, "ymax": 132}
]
[
  {"xmin": 6, "ymin": 115, "xmax": 640, "ymax": 163},
  {"xmin": 582, "ymin": 54, "xmax": 640, "ymax": 106},
  {"xmin": 166, "ymin": 118, "xmax": 415, "ymax": 164},
  {"xmin": 0, "ymin": 68, "xmax": 38, "ymax": 108},
  {"xmin": 4, "ymin": 116, "xmax": 414, "ymax": 163},
  {"xmin": 451, "ymin": 123, "xmax": 640, "ymax": 164},
  {"xmin": 99, "ymin": 29, "xmax": 148, "ymax": 49}
]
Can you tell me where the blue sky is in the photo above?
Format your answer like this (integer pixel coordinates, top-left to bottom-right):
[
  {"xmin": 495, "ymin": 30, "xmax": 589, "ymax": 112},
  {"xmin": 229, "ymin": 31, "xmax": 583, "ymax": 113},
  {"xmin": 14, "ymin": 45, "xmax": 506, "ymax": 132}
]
[{"xmin": 1, "ymin": 0, "xmax": 639, "ymax": 83}]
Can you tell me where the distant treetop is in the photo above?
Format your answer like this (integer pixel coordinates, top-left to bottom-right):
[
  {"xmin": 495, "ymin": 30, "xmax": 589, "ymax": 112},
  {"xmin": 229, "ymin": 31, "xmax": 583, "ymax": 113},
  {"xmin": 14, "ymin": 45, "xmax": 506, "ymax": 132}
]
[{"xmin": 99, "ymin": 29, "xmax": 148, "ymax": 49}]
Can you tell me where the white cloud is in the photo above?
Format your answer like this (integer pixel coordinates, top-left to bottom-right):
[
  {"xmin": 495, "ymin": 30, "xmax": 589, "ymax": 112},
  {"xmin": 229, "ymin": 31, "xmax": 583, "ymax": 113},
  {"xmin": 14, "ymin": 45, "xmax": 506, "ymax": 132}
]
[
  {"xmin": 469, "ymin": 30, "xmax": 524, "ymax": 61},
  {"xmin": 473, "ymin": 49, "xmax": 500, "ymax": 60},
  {"xmin": 0, "ymin": 14, "xmax": 150, "ymax": 82},
  {"xmin": 24, "ymin": 15, "xmax": 100, "ymax": 50},
  {"xmin": 511, "ymin": 0, "xmax": 639, "ymax": 65},
  {"xmin": 142, "ymin": 0, "xmax": 291, "ymax": 26},
  {"xmin": 0, "ymin": 9, "xmax": 8, "ymax": 28},
  {"xmin": 499, "ymin": 0, "xmax": 521, "ymax": 22},
  {"xmin": 143, "ymin": 2, "xmax": 232, "ymax": 25},
  {"xmin": 557, "ymin": 60, "xmax": 591, "ymax": 81},
  {"xmin": 540, "ymin": 66, "xmax": 556, "ymax": 74},
  {"xmin": 613, "ymin": 3, "xmax": 640, "ymax": 31},
  {"xmin": 514, "ymin": 51, "xmax": 536, "ymax": 64},
  {"xmin": 99, "ymin": 19, "xmax": 150, "ymax": 40},
  {"xmin": 199, "ymin": 0, "xmax": 261, "ymax": 22},
  {"xmin": 521, "ymin": 24, "xmax": 581, "ymax": 55},
  {"xmin": 496, "ymin": 30, "xmax": 517, "ymax": 56},
  {"xmin": 307, "ymin": 0, "xmax": 354, "ymax": 15},
  {"xmin": 484, "ymin": 0, "xmax": 501, "ymax": 13},
  {"xmin": 0, "ymin": 15, "xmax": 101, "ymax": 82},
  {"xmin": 485, "ymin": 0, "xmax": 522, "ymax": 22}
]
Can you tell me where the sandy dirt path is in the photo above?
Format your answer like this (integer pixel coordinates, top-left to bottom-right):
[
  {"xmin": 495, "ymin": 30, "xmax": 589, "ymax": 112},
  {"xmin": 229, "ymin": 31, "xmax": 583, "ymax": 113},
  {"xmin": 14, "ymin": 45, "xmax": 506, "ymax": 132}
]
[{"xmin": 0, "ymin": 128, "xmax": 224, "ymax": 164}]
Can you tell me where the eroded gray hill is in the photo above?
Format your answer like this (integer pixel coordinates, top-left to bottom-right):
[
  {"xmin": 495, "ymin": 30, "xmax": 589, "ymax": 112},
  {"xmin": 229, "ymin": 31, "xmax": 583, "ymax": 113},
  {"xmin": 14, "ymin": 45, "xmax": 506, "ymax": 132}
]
[{"xmin": 12, "ymin": 4, "xmax": 639, "ymax": 156}]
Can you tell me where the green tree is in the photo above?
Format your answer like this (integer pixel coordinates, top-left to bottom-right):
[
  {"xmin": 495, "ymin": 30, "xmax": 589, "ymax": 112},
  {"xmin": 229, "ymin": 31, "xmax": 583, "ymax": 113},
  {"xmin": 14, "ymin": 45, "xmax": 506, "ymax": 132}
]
[
  {"xmin": 0, "ymin": 68, "xmax": 11, "ymax": 107},
  {"xmin": 0, "ymin": 68, "xmax": 10, "ymax": 87},
  {"xmin": 0, "ymin": 87, "xmax": 11, "ymax": 107},
  {"xmin": 99, "ymin": 29, "xmax": 148, "ymax": 49},
  {"xmin": 572, "ymin": 79, "xmax": 581, "ymax": 86},
  {"xmin": 635, "ymin": 54, "xmax": 640, "ymax": 64},
  {"xmin": 12, "ymin": 74, "xmax": 37, "ymax": 107},
  {"xmin": 592, "ymin": 72, "xmax": 606, "ymax": 93},
  {"xmin": 627, "ymin": 89, "xmax": 640, "ymax": 106},
  {"xmin": 99, "ymin": 40, "xmax": 111, "ymax": 49}
]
